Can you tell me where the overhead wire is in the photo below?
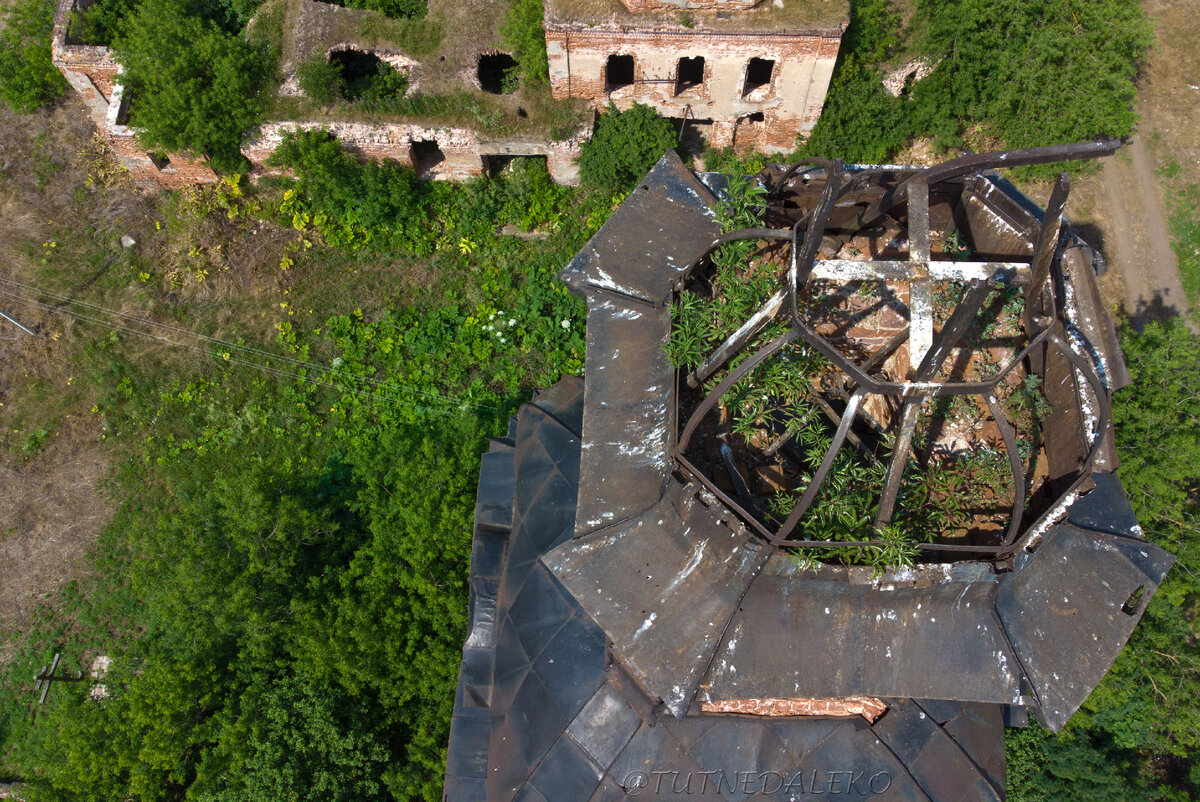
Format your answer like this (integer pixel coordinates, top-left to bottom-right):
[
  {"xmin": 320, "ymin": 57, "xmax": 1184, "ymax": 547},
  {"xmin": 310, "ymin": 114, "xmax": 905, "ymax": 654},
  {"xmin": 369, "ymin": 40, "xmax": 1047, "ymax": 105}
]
[
  {"xmin": 0, "ymin": 284, "xmax": 493, "ymax": 417},
  {"xmin": 0, "ymin": 275, "xmax": 493, "ymax": 412}
]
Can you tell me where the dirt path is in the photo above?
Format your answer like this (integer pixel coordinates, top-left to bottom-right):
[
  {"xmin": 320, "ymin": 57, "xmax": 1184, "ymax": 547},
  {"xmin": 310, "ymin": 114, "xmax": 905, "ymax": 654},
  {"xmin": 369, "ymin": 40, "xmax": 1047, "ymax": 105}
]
[{"xmin": 1099, "ymin": 133, "xmax": 1188, "ymax": 327}]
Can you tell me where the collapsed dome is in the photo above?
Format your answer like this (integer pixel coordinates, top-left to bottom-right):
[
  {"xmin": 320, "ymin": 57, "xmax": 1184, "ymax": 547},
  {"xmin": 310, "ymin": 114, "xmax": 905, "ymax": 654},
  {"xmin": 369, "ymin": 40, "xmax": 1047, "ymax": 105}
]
[
  {"xmin": 667, "ymin": 149, "xmax": 1124, "ymax": 566},
  {"xmin": 443, "ymin": 149, "xmax": 1177, "ymax": 800}
]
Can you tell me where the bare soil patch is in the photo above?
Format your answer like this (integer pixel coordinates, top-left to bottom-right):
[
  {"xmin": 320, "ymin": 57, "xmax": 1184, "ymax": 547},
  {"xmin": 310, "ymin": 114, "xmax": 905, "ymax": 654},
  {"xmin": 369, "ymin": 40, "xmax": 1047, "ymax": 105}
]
[
  {"xmin": 0, "ymin": 416, "xmax": 110, "ymax": 662},
  {"xmin": 1067, "ymin": 0, "xmax": 1199, "ymax": 324},
  {"xmin": 0, "ymin": 103, "xmax": 133, "ymax": 662}
]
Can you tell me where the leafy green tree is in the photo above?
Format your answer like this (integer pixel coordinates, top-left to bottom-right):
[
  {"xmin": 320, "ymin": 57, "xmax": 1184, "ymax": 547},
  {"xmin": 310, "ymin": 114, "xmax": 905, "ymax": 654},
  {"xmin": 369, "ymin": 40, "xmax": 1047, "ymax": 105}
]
[
  {"xmin": 1111, "ymin": 318, "xmax": 1200, "ymax": 525},
  {"xmin": 111, "ymin": 0, "xmax": 271, "ymax": 173},
  {"xmin": 74, "ymin": 0, "xmax": 261, "ymax": 43},
  {"xmin": 500, "ymin": 0, "xmax": 549, "ymax": 87},
  {"xmin": 578, "ymin": 102, "xmax": 678, "ymax": 192},
  {"xmin": 223, "ymin": 675, "xmax": 391, "ymax": 801},
  {"xmin": 0, "ymin": 0, "xmax": 68, "ymax": 113},
  {"xmin": 69, "ymin": 0, "xmax": 138, "ymax": 46},
  {"xmin": 342, "ymin": 59, "xmax": 409, "ymax": 111},
  {"xmin": 291, "ymin": 416, "xmax": 484, "ymax": 798},
  {"xmin": 268, "ymin": 127, "xmax": 424, "ymax": 230},
  {"xmin": 1005, "ymin": 725, "xmax": 1155, "ymax": 801}
]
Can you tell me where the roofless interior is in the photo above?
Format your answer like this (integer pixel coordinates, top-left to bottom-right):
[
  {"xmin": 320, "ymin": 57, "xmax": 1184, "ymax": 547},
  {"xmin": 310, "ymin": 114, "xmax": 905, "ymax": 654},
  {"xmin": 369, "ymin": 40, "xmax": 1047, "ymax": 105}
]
[{"xmin": 668, "ymin": 149, "xmax": 1117, "ymax": 564}]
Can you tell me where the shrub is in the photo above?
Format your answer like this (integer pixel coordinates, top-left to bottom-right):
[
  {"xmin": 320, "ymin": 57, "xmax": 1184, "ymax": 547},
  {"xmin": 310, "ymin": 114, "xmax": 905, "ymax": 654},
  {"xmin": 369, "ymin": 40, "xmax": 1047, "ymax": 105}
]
[
  {"xmin": 297, "ymin": 55, "xmax": 346, "ymax": 107},
  {"xmin": 500, "ymin": 0, "xmax": 548, "ymax": 87},
  {"xmin": 68, "ymin": 0, "xmax": 138, "ymax": 46},
  {"xmin": 268, "ymin": 127, "xmax": 425, "ymax": 241},
  {"xmin": 578, "ymin": 102, "xmax": 678, "ymax": 192},
  {"xmin": 0, "ymin": 0, "xmax": 69, "ymax": 113},
  {"xmin": 343, "ymin": 62, "xmax": 408, "ymax": 112}
]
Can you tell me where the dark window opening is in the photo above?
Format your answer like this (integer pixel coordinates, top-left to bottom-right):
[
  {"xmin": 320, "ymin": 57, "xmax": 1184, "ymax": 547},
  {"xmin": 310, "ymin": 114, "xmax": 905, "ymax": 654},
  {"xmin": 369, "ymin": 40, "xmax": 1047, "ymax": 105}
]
[
  {"xmin": 482, "ymin": 154, "xmax": 548, "ymax": 179},
  {"xmin": 410, "ymin": 140, "xmax": 444, "ymax": 177},
  {"xmin": 747, "ymin": 111, "xmax": 765, "ymax": 123},
  {"xmin": 478, "ymin": 53, "xmax": 519, "ymax": 94},
  {"xmin": 330, "ymin": 49, "xmax": 406, "ymax": 104},
  {"xmin": 606, "ymin": 54, "xmax": 635, "ymax": 91},
  {"xmin": 743, "ymin": 57, "xmax": 774, "ymax": 95},
  {"xmin": 114, "ymin": 92, "xmax": 131, "ymax": 126},
  {"xmin": 331, "ymin": 49, "xmax": 384, "ymax": 86},
  {"xmin": 668, "ymin": 117, "xmax": 713, "ymax": 156},
  {"xmin": 675, "ymin": 56, "xmax": 705, "ymax": 95}
]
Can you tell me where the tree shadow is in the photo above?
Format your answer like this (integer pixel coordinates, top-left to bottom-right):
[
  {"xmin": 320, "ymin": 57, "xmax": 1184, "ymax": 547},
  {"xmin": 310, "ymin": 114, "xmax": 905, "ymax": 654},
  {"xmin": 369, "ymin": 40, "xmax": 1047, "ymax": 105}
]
[{"xmin": 1124, "ymin": 292, "xmax": 1191, "ymax": 332}]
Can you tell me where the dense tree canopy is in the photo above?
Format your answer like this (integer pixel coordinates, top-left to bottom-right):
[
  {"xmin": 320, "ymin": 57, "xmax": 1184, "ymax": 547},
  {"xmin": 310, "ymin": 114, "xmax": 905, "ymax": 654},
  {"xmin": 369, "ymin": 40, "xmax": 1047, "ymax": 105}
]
[
  {"xmin": 0, "ymin": 0, "xmax": 68, "ymax": 113},
  {"xmin": 111, "ymin": 0, "xmax": 271, "ymax": 173},
  {"xmin": 1007, "ymin": 316, "xmax": 1200, "ymax": 799}
]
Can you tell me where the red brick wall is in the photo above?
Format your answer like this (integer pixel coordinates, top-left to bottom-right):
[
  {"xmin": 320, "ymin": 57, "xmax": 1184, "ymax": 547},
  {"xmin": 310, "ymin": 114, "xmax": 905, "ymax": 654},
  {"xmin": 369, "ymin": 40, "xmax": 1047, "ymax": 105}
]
[
  {"xmin": 621, "ymin": 0, "xmax": 757, "ymax": 10},
  {"xmin": 544, "ymin": 26, "xmax": 842, "ymax": 150},
  {"xmin": 545, "ymin": 27, "xmax": 842, "ymax": 102}
]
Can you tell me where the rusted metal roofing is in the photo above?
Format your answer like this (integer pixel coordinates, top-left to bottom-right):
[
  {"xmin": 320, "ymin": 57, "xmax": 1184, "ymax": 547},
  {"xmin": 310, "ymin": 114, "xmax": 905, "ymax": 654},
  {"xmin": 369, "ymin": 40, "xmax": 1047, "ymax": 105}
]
[
  {"xmin": 544, "ymin": 487, "xmax": 768, "ymax": 718},
  {"xmin": 444, "ymin": 374, "xmax": 1010, "ymax": 801},
  {"xmin": 697, "ymin": 569, "xmax": 1022, "ymax": 705},
  {"xmin": 562, "ymin": 157, "xmax": 722, "ymax": 536},
  {"xmin": 995, "ymin": 522, "xmax": 1175, "ymax": 730},
  {"xmin": 444, "ymin": 149, "xmax": 1174, "ymax": 801}
]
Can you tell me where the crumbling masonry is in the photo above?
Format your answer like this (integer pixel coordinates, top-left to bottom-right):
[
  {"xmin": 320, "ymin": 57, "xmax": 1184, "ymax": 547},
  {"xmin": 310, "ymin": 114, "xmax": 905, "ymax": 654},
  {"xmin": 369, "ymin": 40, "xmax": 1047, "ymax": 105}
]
[{"xmin": 50, "ymin": 0, "xmax": 846, "ymax": 188}]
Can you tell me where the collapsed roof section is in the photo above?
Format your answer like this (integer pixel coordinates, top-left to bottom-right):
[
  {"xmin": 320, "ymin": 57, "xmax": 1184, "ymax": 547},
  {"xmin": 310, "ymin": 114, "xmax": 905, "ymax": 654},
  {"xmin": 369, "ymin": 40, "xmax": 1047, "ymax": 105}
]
[{"xmin": 444, "ymin": 150, "xmax": 1175, "ymax": 800}]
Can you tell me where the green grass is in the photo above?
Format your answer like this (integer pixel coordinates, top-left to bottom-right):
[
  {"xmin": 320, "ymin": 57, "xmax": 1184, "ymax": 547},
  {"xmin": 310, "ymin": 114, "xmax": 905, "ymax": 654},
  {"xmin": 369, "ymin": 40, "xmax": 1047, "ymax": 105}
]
[
  {"xmin": 1167, "ymin": 181, "xmax": 1200, "ymax": 305},
  {"xmin": 0, "ymin": 121, "xmax": 618, "ymax": 797}
]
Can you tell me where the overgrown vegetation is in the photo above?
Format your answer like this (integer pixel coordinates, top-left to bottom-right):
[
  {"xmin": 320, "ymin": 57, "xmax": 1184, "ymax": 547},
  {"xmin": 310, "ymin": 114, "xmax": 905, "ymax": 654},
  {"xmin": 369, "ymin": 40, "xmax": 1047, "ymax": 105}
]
[
  {"xmin": 267, "ymin": 128, "xmax": 575, "ymax": 259},
  {"xmin": 801, "ymin": 0, "xmax": 1151, "ymax": 171},
  {"xmin": 0, "ymin": 121, "xmax": 620, "ymax": 798},
  {"xmin": 665, "ymin": 177, "xmax": 1021, "ymax": 570},
  {"xmin": 72, "ymin": 0, "xmax": 261, "ymax": 46},
  {"xmin": 1162, "ymin": 168, "xmax": 1200, "ymax": 304},
  {"xmin": 578, "ymin": 102, "xmax": 679, "ymax": 192},
  {"xmin": 0, "ymin": 0, "xmax": 68, "ymax": 114},
  {"xmin": 0, "ymin": 0, "xmax": 1196, "ymax": 796},
  {"xmin": 299, "ymin": 51, "xmax": 409, "ymax": 111}
]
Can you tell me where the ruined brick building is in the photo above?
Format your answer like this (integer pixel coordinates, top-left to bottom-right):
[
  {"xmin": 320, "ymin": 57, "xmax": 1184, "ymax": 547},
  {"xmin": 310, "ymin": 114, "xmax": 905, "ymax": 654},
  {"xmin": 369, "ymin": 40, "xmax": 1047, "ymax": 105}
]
[
  {"xmin": 543, "ymin": 0, "xmax": 845, "ymax": 152},
  {"xmin": 50, "ymin": 0, "xmax": 846, "ymax": 188}
]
